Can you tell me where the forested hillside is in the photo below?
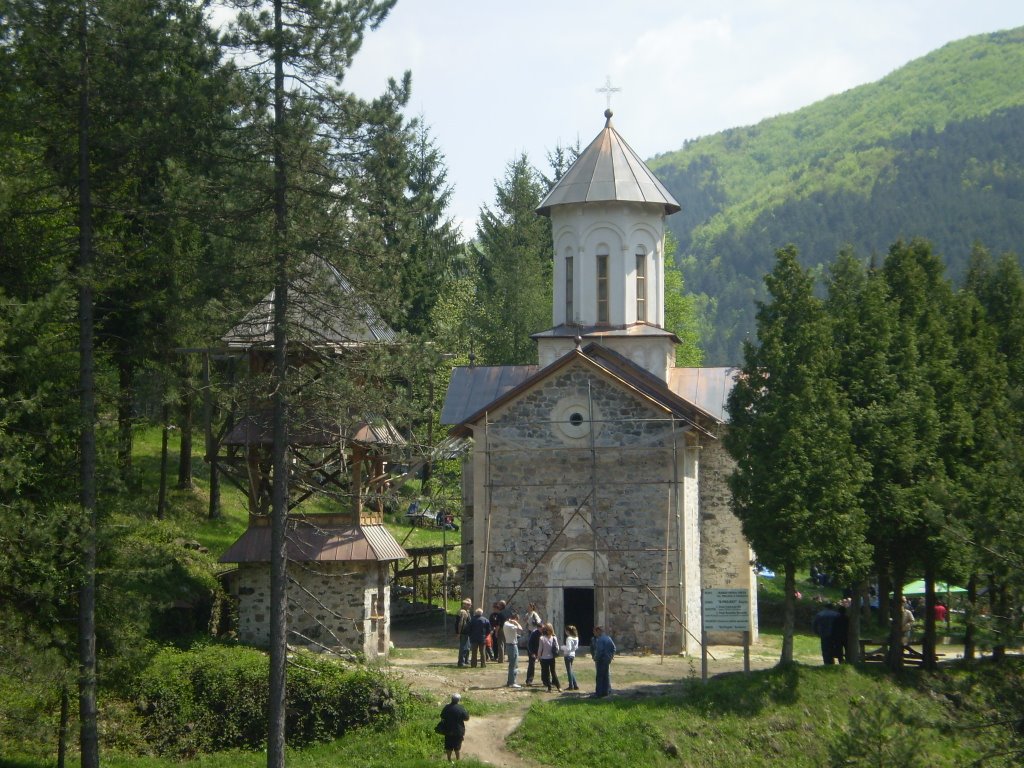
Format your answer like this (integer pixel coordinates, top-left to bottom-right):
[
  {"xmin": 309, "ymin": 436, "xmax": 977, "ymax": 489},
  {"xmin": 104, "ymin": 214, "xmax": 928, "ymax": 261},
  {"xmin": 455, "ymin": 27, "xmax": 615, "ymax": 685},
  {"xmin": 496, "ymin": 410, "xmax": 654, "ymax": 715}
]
[{"xmin": 651, "ymin": 27, "xmax": 1024, "ymax": 364}]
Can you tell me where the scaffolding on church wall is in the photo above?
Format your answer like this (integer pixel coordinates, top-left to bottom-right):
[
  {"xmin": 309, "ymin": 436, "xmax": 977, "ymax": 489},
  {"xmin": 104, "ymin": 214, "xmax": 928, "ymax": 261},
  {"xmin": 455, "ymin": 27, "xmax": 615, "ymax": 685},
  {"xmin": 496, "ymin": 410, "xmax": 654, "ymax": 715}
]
[{"xmin": 473, "ymin": 381, "xmax": 713, "ymax": 657}]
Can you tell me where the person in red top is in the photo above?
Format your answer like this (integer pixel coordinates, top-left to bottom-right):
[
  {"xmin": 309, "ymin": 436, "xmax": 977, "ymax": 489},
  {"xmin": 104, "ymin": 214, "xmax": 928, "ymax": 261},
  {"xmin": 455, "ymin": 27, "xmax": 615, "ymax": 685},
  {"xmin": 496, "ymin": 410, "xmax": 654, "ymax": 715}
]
[{"xmin": 934, "ymin": 601, "xmax": 948, "ymax": 623}]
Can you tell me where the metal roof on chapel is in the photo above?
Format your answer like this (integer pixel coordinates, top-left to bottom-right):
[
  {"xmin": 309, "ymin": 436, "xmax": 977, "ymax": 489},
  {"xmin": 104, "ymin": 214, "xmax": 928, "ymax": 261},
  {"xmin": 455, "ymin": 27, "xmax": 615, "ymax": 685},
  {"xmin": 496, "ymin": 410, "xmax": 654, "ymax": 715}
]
[{"xmin": 536, "ymin": 109, "xmax": 681, "ymax": 216}]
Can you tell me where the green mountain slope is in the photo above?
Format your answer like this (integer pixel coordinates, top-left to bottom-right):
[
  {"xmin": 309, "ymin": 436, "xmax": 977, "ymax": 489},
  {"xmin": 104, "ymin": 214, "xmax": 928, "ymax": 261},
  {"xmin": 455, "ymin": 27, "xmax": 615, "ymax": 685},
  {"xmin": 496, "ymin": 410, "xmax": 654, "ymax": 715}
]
[{"xmin": 651, "ymin": 26, "xmax": 1024, "ymax": 365}]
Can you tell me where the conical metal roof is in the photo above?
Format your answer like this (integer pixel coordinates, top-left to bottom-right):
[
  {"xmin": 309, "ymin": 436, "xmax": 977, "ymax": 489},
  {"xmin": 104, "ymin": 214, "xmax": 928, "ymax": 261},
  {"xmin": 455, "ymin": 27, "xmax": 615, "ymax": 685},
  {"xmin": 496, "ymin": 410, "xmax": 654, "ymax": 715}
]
[{"xmin": 536, "ymin": 109, "xmax": 680, "ymax": 216}]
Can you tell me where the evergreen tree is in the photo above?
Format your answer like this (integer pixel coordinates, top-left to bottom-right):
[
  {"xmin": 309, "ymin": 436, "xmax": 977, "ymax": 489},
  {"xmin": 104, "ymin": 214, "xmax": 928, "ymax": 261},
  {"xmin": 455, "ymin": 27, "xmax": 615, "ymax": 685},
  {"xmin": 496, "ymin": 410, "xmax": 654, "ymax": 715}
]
[
  {"xmin": 664, "ymin": 231, "xmax": 703, "ymax": 366},
  {"xmin": 962, "ymin": 248, "xmax": 1024, "ymax": 659},
  {"xmin": 824, "ymin": 251, "xmax": 928, "ymax": 660},
  {"xmin": 726, "ymin": 246, "xmax": 868, "ymax": 665},
  {"xmin": 879, "ymin": 239, "xmax": 964, "ymax": 668},
  {"xmin": 222, "ymin": 2, "xmax": 404, "ymax": 761},
  {"xmin": 393, "ymin": 118, "xmax": 462, "ymax": 335},
  {"xmin": 470, "ymin": 153, "xmax": 551, "ymax": 365}
]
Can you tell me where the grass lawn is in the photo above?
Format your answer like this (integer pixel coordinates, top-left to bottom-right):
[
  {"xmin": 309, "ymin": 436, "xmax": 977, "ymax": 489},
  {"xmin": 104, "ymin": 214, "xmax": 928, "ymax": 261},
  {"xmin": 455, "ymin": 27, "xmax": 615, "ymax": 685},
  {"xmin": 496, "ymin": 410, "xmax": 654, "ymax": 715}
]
[{"xmin": 8, "ymin": 658, "xmax": 1019, "ymax": 768}]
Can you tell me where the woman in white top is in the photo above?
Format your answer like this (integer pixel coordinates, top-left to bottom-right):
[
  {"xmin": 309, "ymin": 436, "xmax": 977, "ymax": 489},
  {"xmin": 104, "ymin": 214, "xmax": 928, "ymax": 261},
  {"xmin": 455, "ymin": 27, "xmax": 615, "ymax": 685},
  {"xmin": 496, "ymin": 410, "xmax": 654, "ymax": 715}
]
[
  {"xmin": 525, "ymin": 603, "xmax": 543, "ymax": 633},
  {"xmin": 537, "ymin": 623, "xmax": 561, "ymax": 692},
  {"xmin": 562, "ymin": 625, "xmax": 580, "ymax": 690}
]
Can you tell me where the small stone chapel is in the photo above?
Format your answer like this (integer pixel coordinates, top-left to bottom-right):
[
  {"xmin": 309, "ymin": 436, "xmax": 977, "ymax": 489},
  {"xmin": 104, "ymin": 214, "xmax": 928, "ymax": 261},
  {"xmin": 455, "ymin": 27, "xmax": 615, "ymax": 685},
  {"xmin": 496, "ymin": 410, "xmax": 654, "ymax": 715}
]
[{"xmin": 442, "ymin": 109, "xmax": 757, "ymax": 654}]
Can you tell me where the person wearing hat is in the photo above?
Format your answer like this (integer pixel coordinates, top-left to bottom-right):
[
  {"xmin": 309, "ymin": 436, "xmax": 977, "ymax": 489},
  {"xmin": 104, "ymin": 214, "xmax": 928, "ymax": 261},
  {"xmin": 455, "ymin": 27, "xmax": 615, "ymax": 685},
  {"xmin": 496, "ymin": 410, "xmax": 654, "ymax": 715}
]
[
  {"xmin": 455, "ymin": 599, "xmax": 472, "ymax": 668},
  {"xmin": 438, "ymin": 693, "xmax": 469, "ymax": 762}
]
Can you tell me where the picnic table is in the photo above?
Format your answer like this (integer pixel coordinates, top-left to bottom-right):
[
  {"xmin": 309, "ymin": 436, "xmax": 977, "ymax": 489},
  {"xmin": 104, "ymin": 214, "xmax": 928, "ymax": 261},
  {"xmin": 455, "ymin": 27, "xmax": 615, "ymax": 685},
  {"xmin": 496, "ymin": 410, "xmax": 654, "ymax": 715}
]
[{"xmin": 859, "ymin": 639, "xmax": 944, "ymax": 666}]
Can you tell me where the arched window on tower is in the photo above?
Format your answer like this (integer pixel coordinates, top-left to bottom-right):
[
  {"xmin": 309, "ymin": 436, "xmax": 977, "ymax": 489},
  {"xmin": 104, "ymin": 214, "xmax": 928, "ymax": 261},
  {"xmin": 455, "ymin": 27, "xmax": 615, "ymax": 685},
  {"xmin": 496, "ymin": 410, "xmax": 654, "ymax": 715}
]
[
  {"xmin": 635, "ymin": 245, "xmax": 647, "ymax": 323},
  {"xmin": 565, "ymin": 250, "xmax": 574, "ymax": 324},
  {"xmin": 596, "ymin": 246, "xmax": 609, "ymax": 324}
]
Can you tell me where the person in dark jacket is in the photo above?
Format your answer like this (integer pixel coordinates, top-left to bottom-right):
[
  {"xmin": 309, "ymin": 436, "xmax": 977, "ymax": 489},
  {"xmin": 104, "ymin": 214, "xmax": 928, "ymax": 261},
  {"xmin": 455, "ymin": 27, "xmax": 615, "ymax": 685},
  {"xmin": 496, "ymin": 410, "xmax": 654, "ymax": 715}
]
[
  {"xmin": 831, "ymin": 604, "xmax": 850, "ymax": 664},
  {"xmin": 468, "ymin": 608, "xmax": 491, "ymax": 668},
  {"xmin": 438, "ymin": 693, "xmax": 469, "ymax": 762},
  {"xmin": 525, "ymin": 627, "xmax": 541, "ymax": 685},
  {"xmin": 812, "ymin": 604, "xmax": 840, "ymax": 664}
]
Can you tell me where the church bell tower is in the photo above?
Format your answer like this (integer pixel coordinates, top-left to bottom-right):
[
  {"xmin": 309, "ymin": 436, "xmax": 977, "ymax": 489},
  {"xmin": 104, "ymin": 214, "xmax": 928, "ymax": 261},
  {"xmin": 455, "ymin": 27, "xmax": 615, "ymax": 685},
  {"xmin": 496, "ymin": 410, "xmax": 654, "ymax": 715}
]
[{"xmin": 533, "ymin": 109, "xmax": 682, "ymax": 382}]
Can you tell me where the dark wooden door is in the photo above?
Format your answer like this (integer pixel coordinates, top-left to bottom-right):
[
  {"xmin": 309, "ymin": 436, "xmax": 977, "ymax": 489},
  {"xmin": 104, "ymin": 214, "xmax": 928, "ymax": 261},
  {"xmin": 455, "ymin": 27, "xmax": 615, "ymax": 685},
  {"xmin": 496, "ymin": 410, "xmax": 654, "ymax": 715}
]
[{"xmin": 563, "ymin": 587, "xmax": 595, "ymax": 647}]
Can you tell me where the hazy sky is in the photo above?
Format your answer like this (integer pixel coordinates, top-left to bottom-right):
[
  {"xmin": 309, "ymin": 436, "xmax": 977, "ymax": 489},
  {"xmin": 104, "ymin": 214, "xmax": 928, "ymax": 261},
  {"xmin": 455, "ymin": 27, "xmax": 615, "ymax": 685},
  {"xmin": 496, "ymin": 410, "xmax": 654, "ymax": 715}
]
[{"xmin": 344, "ymin": 1, "xmax": 1024, "ymax": 235}]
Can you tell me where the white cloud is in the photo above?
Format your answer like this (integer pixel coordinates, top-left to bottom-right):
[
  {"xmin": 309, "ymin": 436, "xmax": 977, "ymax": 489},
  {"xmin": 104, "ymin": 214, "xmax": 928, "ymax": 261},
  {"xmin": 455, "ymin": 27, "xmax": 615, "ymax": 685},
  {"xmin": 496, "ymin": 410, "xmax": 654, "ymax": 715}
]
[{"xmin": 340, "ymin": 1, "xmax": 1024, "ymax": 232}]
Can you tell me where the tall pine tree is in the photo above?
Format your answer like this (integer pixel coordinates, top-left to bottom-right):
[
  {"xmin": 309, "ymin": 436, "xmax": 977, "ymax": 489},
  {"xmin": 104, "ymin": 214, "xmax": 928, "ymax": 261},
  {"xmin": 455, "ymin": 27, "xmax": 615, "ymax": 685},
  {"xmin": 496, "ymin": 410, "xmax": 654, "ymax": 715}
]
[
  {"xmin": 726, "ymin": 245, "xmax": 868, "ymax": 665},
  {"xmin": 470, "ymin": 154, "xmax": 551, "ymax": 365}
]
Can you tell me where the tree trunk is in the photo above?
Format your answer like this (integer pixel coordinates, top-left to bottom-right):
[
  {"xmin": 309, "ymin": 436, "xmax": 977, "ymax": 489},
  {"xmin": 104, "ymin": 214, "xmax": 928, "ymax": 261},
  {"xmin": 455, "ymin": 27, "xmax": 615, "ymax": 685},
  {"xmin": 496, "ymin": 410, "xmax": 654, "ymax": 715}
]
[
  {"xmin": 964, "ymin": 572, "xmax": 977, "ymax": 661},
  {"xmin": 780, "ymin": 562, "xmax": 795, "ymax": 665},
  {"xmin": 991, "ymin": 576, "xmax": 1006, "ymax": 661},
  {"xmin": 848, "ymin": 580, "xmax": 864, "ymax": 665},
  {"xmin": 886, "ymin": 566, "xmax": 905, "ymax": 672},
  {"xmin": 877, "ymin": 567, "xmax": 892, "ymax": 631},
  {"xmin": 177, "ymin": 383, "xmax": 194, "ymax": 489},
  {"xmin": 267, "ymin": 2, "xmax": 289, "ymax": 764},
  {"xmin": 116, "ymin": 359, "xmax": 135, "ymax": 482},
  {"xmin": 76, "ymin": 4, "xmax": 99, "ymax": 764},
  {"xmin": 157, "ymin": 402, "xmax": 170, "ymax": 519},
  {"xmin": 923, "ymin": 567, "xmax": 937, "ymax": 672},
  {"xmin": 859, "ymin": 581, "xmax": 872, "ymax": 625},
  {"xmin": 57, "ymin": 680, "xmax": 69, "ymax": 768},
  {"xmin": 202, "ymin": 352, "xmax": 221, "ymax": 519}
]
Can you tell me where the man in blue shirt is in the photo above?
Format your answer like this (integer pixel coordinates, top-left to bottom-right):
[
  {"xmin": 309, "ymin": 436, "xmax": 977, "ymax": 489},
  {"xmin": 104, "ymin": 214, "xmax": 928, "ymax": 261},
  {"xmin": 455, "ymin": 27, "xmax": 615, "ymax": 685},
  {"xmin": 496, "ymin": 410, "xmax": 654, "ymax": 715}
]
[{"xmin": 591, "ymin": 625, "xmax": 616, "ymax": 697}]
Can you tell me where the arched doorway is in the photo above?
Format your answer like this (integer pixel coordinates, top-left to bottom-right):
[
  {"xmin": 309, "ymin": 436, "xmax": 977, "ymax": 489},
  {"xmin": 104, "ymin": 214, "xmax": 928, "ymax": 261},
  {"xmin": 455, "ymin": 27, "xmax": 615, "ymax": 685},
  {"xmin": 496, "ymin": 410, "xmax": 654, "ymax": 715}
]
[{"xmin": 550, "ymin": 550, "xmax": 605, "ymax": 647}]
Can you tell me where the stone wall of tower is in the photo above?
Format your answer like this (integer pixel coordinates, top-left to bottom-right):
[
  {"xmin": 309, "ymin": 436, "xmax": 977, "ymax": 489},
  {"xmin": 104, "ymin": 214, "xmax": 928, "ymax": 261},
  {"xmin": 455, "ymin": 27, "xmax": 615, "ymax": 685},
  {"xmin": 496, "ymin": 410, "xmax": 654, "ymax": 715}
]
[
  {"xmin": 549, "ymin": 201, "xmax": 667, "ymax": 329},
  {"xmin": 232, "ymin": 561, "xmax": 391, "ymax": 659},
  {"xmin": 470, "ymin": 361, "xmax": 701, "ymax": 653},
  {"xmin": 699, "ymin": 437, "xmax": 759, "ymax": 641},
  {"xmin": 537, "ymin": 336, "xmax": 676, "ymax": 381}
]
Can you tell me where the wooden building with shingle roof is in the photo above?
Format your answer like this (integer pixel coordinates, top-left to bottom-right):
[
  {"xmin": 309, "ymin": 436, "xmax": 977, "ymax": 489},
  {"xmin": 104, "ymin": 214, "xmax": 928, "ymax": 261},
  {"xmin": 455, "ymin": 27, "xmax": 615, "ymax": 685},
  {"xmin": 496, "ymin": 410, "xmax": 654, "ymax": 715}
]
[{"xmin": 217, "ymin": 257, "xmax": 406, "ymax": 658}]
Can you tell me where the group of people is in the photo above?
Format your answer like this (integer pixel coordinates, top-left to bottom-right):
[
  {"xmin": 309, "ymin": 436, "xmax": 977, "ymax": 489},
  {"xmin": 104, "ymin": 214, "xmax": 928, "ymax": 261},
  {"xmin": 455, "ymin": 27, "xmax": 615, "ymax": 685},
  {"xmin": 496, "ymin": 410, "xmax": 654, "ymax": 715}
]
[
  {"xmin": 812, "ymin": 594, "xmax": 950, "ymax": 666},
  {"xmin": 442, "ymin": 599, "xmax": 616, "ymax": 761},
  {"xmin": 453, "ymin": 598, "xmax": 615, "ymax": 696},
  {"xmin": 812, "ymin": 601, "xmax": 850, "ymax": 664}
]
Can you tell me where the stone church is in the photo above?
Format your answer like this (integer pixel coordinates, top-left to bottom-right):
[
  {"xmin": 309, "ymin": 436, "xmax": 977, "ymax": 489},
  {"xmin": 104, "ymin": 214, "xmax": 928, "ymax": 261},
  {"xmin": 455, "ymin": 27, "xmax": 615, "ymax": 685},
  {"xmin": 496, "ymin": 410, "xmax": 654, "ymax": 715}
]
[{"xmin": 442, "ymin": 109, "xmax": 757, "ymax": 654}]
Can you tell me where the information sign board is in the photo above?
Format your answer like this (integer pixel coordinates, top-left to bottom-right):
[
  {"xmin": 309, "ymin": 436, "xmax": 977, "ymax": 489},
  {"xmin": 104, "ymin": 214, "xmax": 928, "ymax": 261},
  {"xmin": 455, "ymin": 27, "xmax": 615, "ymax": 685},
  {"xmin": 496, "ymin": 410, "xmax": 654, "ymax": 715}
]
[{"xmin": 702, "ymin": 588, "xmax": 750, "ymax": 632}]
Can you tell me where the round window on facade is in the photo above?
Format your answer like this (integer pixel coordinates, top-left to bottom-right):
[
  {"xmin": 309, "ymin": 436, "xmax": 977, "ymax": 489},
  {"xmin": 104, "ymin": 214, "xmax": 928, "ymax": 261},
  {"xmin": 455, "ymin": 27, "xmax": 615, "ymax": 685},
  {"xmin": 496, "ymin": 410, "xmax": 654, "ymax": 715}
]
[{"xmin": 554, "ymin": 398, "xmax": 593, "ymax": 441}]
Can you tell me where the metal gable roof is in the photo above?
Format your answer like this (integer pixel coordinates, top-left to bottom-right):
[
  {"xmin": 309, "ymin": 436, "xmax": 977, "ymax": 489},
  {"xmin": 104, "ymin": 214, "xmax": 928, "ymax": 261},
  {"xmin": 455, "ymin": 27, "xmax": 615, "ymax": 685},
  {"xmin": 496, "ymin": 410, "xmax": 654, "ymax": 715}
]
[
  {"xmin": 669, "ymin": 366, "xmax": 738, "ymax": 424},
  {"xmin": 442, "ymin": 345, "xmax": 721, "ymax": 438},
  {"xmin": 219, "ymin": 518, "xmax": 407, "ymax": 564},
  {"xmin": 536, "ymin": 110, "xmax": 681, "ymax": 216},
  {"xmin": 440, "ymin": 365, "xmax": 536, "ymax": 425}
]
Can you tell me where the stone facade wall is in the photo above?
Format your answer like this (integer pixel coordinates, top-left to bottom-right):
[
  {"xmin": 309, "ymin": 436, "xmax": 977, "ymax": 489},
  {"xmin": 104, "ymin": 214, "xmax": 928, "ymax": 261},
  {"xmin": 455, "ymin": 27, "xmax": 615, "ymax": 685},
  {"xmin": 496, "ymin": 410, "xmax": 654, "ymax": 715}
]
[
  {"xmin": 234, "ymin": 561, "xmax": 390, "ymax": 659},
  {"xmin": 699, "ymin": 437, "xmax": 759, "ymax": 641},
  {"xmin": 472, "ymin": 363, "xmax": 699, "ymax": 653}
]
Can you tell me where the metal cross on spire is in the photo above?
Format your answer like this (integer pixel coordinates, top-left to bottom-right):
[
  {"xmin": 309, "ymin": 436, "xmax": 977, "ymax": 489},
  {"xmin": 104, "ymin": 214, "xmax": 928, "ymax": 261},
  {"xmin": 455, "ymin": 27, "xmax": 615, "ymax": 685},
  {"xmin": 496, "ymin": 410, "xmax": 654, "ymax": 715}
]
[{"xmin": 596, "ymin": 75, "xmax": 621, "ymax": 110}]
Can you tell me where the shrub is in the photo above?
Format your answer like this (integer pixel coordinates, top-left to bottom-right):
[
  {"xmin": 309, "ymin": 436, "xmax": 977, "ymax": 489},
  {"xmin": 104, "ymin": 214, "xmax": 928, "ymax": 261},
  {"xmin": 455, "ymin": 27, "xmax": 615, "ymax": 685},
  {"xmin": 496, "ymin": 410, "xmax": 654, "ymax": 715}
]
[
  {"xmin": 135, "ymin": 644, "xmax": 407, "ymax": 756},
  {"xmin": 828, "ymin": 689, "xmax": 930, "ymax": 768}
]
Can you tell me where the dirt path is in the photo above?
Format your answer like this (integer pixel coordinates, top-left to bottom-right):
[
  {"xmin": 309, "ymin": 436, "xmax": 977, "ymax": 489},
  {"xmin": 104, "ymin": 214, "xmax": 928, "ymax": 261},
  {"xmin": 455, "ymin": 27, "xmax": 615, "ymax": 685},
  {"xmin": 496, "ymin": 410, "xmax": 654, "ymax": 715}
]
[
  {"xmin": 387, "ymin": 612, "xmax": 778, "ymax": 766},
  {"xmin": 461, "ymin": 703, "xmax": 536, "ymax": 768}
]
